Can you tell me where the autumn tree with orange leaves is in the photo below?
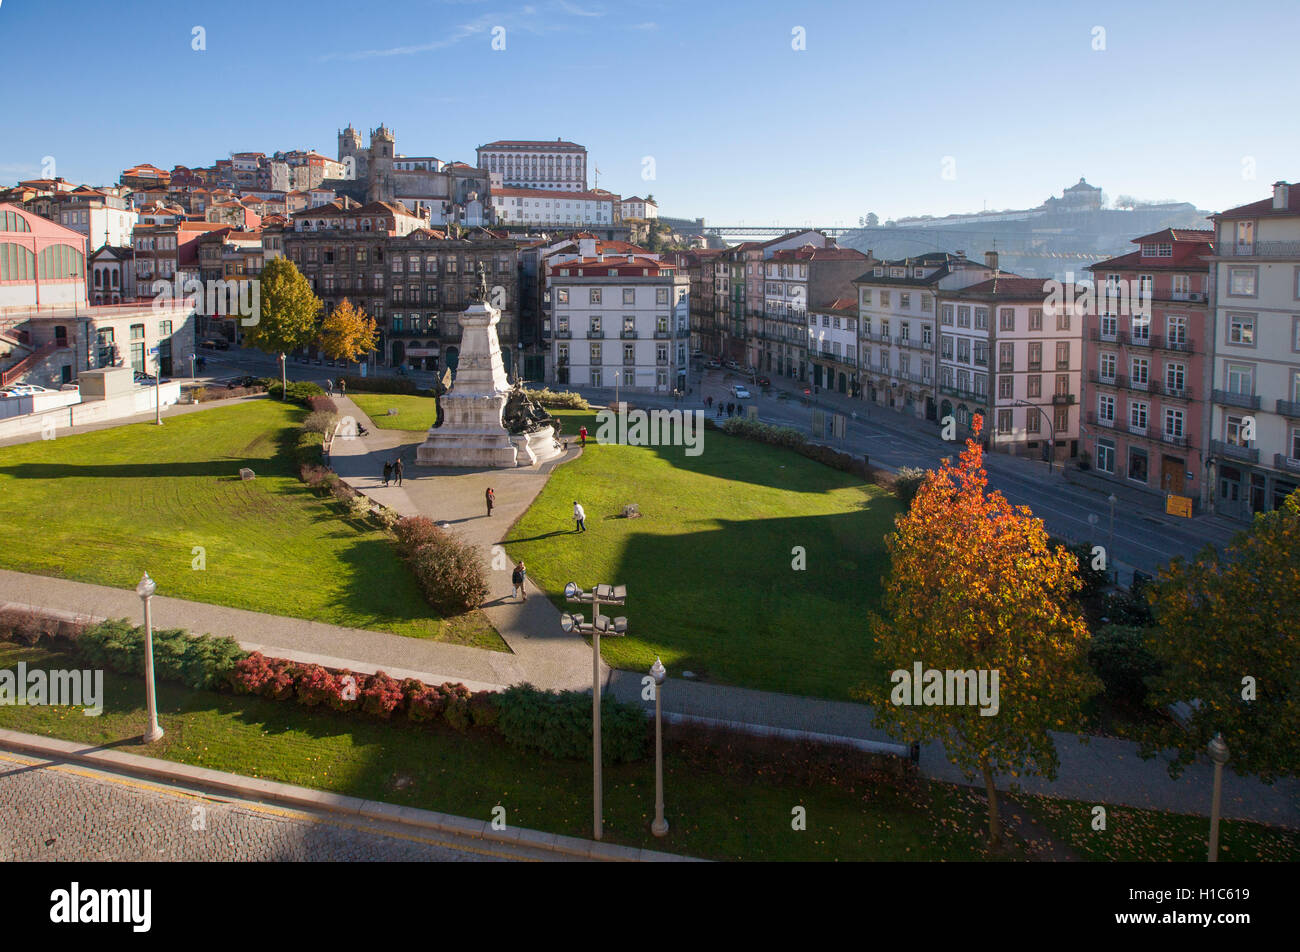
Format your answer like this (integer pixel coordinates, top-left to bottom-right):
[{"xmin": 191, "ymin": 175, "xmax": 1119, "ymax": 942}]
[
  {"xmin": 856, "ymin": 416, "xmax": 1100, "ymax": 845},
  {"xmin": 318, "ymin": 298, "xmax": 378, "ymax": 364}
]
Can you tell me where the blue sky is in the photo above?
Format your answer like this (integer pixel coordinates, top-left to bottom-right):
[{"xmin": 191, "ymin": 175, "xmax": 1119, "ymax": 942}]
[{"xmin": 1, "ymin": 0, "xmax": 1294, "ymax": 224}]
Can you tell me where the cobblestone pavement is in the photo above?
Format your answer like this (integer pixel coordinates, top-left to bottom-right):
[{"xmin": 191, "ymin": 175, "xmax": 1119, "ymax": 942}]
[{"xmin": 0, "ymin": 754, "xmax": 532, "ymax": 862}]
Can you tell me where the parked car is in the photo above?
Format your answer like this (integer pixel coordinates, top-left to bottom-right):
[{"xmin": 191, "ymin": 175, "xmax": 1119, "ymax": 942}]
[
  {"xmin": 705, "ymin": 359, "xmax": 722, "ymax": 370},
  {"xmin": 2, "ymin": 384, "xmax": 51, "ymax": 396},
  {"xmin": 725, "ymin": 360, "xmax": 741, "ymax": 371},
  {"xmin": 755, "ymin": 376, "xmax": 771, "ymax": 387},
  {"xmin": 732, "ymin": 385, "xmax": 751, "ymax": 399},
  {"xmin": 200, "ymin": 338, "xmax": 230, "ymax": 351},
  {"xmin": 134, "ymin": 371, "xmax": 171, "ymax": 386}
]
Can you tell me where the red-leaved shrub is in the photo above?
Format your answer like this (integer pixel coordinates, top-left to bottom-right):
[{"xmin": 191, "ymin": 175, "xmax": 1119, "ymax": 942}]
[
  {"xmin": 441, "ymin": 682, "xmax": 473, "ymax": 732},
  {"xmin": 393, "ymin": 516, "xmax": 446, "ymax": 557},
  {"xmin": 295, "ymin": 663, "xmax": 334, "ymax": 707},
  {"xmin": 229, "ymin": 651, "xmax": 274, "ymax": 695},
  {"xmin": 360, "ymin": 671, "xmax": 404, "ymax": 717},
  {"xmin": 404, "ymin": 679, "xmax": 445, "ymax": 723}
]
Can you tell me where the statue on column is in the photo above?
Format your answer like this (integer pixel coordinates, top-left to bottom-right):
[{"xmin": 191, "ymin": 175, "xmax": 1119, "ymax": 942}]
[{"xmin": 470, "ymin": 262, "xmax": 489, "ymax": 304}]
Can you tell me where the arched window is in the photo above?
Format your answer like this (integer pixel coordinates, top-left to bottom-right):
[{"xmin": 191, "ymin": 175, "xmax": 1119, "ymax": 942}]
[
  {"xmin": 0, "ymin": 242, "xmax": 36, "ymax": 281},
  {"xmin": 1, "ymin": 210, "xmax": 31, "ymax": 233}
]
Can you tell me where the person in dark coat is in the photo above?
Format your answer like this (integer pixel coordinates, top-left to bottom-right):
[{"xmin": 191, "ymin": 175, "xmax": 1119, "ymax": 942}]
[
  {"xmin": 486, "ymin": 487, "xmax": 495, "ymax": 517},
  {"xmin": 382, "ymin": 461, "xmax": 392, "ymax": 486},
  {"xmin": 392, "ymin": 456, "xmax": 404, "ymax": 486},
  {"xmin": 511, "ymin": 561, "xmax": 527, "ymax": 601}
]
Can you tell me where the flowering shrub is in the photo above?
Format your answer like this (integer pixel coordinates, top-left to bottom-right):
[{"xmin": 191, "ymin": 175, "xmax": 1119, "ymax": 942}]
[
  {"xmin": 404, "ymin": 679, "xmax": 445, "ymax": 723},
  {"xmin": 361, "ymin": 671, "xmax": 404, "ymax": 718},
  {"xmin": 409, "ymin": 534, "xmax": 488, "ymax": 614},
  {"xmin": 230, "ymin": 651, "xmax": 276, "ymax": 696},
  {"xmin": 328, "ymin": 670, "xmax": 362, "ymax": 712},
  {"xmin": 295, "ymin": 663, "xmax": 335, "ymax": 707}
]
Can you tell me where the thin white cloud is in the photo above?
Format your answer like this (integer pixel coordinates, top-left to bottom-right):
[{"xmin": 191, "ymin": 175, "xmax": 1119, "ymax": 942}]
[
  {"xmin": 629, "ymin": 21, "xmax": 657, "ymax": 30},
  {"xmin": 554, "ymin": 0, "xmax": 603, "ymax": 16}
]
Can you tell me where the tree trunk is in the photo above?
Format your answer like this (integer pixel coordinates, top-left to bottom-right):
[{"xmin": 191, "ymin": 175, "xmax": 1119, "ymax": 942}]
[{"xmin": 981, "ymin": 760, "xmax": 1002, "ymax": 846}]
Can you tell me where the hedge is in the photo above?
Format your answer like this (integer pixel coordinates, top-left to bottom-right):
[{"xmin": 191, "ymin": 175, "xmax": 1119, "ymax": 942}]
[
  {"xmin": 394, "ymin": 516, "xmax": 487, "ymax": 613},
  {"xmin": 338, "ymin": 375, "xmax": 429, "ymax": 396},
  {"xmin": 716, "ymin": 417, "xmax": 870, "ymax": 478},
  {"xmin": 266, "ymin": 380, "xmax": 326, "ymax": 406},
  {"xmin": 73, "ymin": 619, "xmax": 247, "ymax": 690},
  {"xmin": 523, "ymin": 387, "xmax": 589, "ymax": 410},
  {"xmin": 293, "ymin": 430, "xmax": 325, "ymax": 466},
  {"xmin": 494, "ymin": 683, "xmax": 647, "ymax": 764}
]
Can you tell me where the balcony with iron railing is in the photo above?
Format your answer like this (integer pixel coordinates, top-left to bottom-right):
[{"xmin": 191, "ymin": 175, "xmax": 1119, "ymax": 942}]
[
  {"xmin": 861, "ymin": 330, "xmax": 890, "ymax": 344},
  {"xmin": 620, "ymin": 329, "xmax": 638, "ymax": 339},
  {"xmin": 1051, "ymin": 393, "xmax": 1076, "ymax": 406},
  {"xmin": 894, "ymin": 336, "xmax": 924, "ymax": 349},
  {"xmin": 1085, "ymin": 411, "xmax": 1116, "ymax": 429},
  {"xmin": 1276, "ymin": 399, "xmax": 1300, "ymax": 418},
  {"xmin": 1212, "ymin": 389, "xmax": 1261, "ymax": 410},
  {"xmin": 1213, "ymin": 241, "xmax": 1300, "ymax": 259},
  {"xmin": 554, "ymin": 328, "xmax": 572, "ymax": 339},
  {"xmin": 1211, "ymin": 439, "xmax": 1259, "ymax": 463},
  {"xmin": 586, "ymin": 329, "xmax": 604, "ymax": 339},
  {"xmin": 654, "ymin": 328, "xmax": 671, "ymax": 339},
  {"xmin": 1274, "ymin": 453, "xmax": 1300, "ymax": 475}
]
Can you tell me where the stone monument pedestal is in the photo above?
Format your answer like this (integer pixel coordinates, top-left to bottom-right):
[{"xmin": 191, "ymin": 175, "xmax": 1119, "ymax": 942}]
[{"xmin": 415, "ymin": 299, "xmax": 559, "ymax": 469}]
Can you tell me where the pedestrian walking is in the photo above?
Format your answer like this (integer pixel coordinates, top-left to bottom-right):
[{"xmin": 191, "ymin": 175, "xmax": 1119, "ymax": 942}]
[
  {"xmin": 392, "ymin": 456, "xmax": 404, "ymax": 486},
  {"xmin": 339, "ymin": 378, "xmax": 347, "ymax": 396},
  {"xmin": 579, "ymin": 425, "xmax": 588, "ymax": 447},
  {"xmin": 511, "ymin": 560, "xmax": 527, "ymax": 601},
  {"xmin": 326, "ymin": 379, "xmax": 334, "ymax": 395},
  {"xmin": 707, "ymin": 395, "xmax": 713, "ymax": 408},
  {"xmin": 573, "ymin": 500, "xmax": 586, "ymax": 533},
  {"xmin": 382, "ymin": 461, "xmax": 392, "ymax": 486},
  {"xmin": 486, "ymin": 486, "xmax": 495, "ymax": 517}
]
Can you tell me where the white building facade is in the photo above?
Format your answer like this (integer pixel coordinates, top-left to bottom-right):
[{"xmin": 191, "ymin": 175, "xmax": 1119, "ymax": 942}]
[
  {"xmin": 477, "ymin": 140, "xmax": 587, "ymax": 191},
  {"xmin": 492, "ymin": 188, "xmax": 616, "ymax": 228}
]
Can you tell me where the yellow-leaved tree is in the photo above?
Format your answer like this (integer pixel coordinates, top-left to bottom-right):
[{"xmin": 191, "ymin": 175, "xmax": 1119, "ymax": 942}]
[
  {"xmin": 318, "ymin": 298, "xmax": 378, "ymax": 364},
  {"xmin": 856, "ymin": 416, "xmax": 1100, "ymax": 844}
]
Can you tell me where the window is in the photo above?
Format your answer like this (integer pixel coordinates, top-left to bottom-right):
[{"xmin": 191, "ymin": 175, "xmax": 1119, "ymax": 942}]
[
  {"xmin": 656, "ymin": 343, "xmax": 668, "ymax": 364},
  {"xmin": 557, "ymin": 343, "xmax": 569, "ymax": 364},
  {"xmin": 900, "ymin": 293, "xmax": 911, "ymax": 309},
  {"xmin": 1100, "ymin": 352, "xmax": 1117, "ymax": 382},
  {"xmin": 999, "ymin": 342, "xmax": 1014, "ymax": 371},
  {"xmin": 590, "ymin": 288, "xmax": 602, "ymax": 304},
  {"xmin": 1225, "ymin": 414, "xmax": 1250, "ymax": 446},
  {"xmin": 1055, "ymin": 374, "xmax": 1070, "ymax": 396},
  {"xmin": 1128, "ymin": 447, "xmax": 1149, "ymax": 483},
  {"xmin": 861, "ymin": 289, "xmax": 872, "ymax": 305},
  {"xmin": 940, "ymin": 335, "xmax": 953, "ymax": 360},
  {"xmin": 999, "ymin": 308, "xmax": 1014, "ymax": 331},
  {"xmin": 1226, "ymin": 363, "xmax": 1254, "ymax": 395},
  {"xmin": 1228, "ymin": 313, "xmax": 1256, "ymax": 345},
  {"xmin": 1096, "ymin": 440, "xmax": 1115, "ymax": 473},
  {"xmin": 1053, "ymin": 406, "xmax": 1069, "ymax": 433},
  {"xmin": 590, "ymin": 368, "xmax": 601, "ymax": 387},
  {"xmin": 1130, "ymin": 357, "xmax": 1149, "ymax": 386},
  {"xmin": 1165, "ymin": 408, "xmax": 1185, "ymax": 439},
  {"xmin": 974, "ymin": 341, "xmax": 988, "ymax": 366},
  {"xmin": 921, "ymin": 294, "xmax": 932, "ymax": 310},
  {"xmin": 1027, "ymin": 374, "xmax": 1042, "ymax": 398},
  {"xmin": 922, "ymin": 325, "xmax": 933, "ymax": 345},
  {"xmin": 1025, "ymin": 410, "xmax": 1040, "ymax": 433},
  {"xmin": 1167, "ymin": 314, "xmax": 1187, "ymax": 345},
  {"xmin": 623, "ymin": 343, "xmax": 635, "ymax": 365},
  {"xmin": 1098, "ymin": 394, "xmax": 1115, "ymax": 423},
  {"xmin": 590, "ymin": 315, "xmax": 602, "ymax": 334},
  {"xmin": 975, "ymin": 307, "xmax": 988, "ymax": 330},
  {"xmin": 1166, "ymin": 362, "xmax": 1186, "ymax": 393},
  {"xmin": 941, "ymin": 304, "xmax": 953, "ymax": 326},
  {"xmin": 557, "ymin": 315, "xmax": 569, "ymax": 332},
  {"xmin": 997, "ymin": 409, "xmax": 1013, "ymax": 434},
  {"xmin": 1028, "ymin": 342, "xmax": 1042, "ymax": 370},
  {"xmin": 1129, "ymin": 401, "xmax": 1148, "ymax": 432},
  {"xmin": 879, "ymin": 291, "xmax": 890, "ymax": 307},
  {"xmin": 1028, "ymin": 308, "xmax": 1043, "ymax": 331},
  {"xmin": 626, "ymin": 288, "xmax": 637, "ymax": 305},
  {"xmin": 590, "ymin": 343, "xmax": 601, "ymax": 363},
  {"xmin": 957, "ymin": 306, "xmax": 971, "ymax": 328},
  {"xmin": 998, "ymin": 375, "xmax": 1013, "ymax": 399},
  {"xmin": 1055, "ymin": 341, "xmax": 1070, "ymax": 369},
  {"xmin": 1056, "ymin": 307, "xmax": 1071, "ymax": 331},
  {"xmin": 1101, "ymin": 313, "xmax": 1117, "ymax": 338},
  {"xmin": 1228, "ymin": 268, "xmax": 1257, "ymax": 296},
  {"xmin": 957, "ymin": 338, "xmax": 970, "ymax": 363}
]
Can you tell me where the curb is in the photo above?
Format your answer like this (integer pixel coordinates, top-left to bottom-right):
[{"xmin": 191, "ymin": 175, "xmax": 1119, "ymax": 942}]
[{"xmin": 0, "ymin": 728, "xmax": 699, "ymax": 863}]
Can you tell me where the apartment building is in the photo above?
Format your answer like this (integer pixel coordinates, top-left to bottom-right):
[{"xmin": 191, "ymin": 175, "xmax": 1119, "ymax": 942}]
[
  {"xmin": 937, "ymin": 275, "xmax": 1084, "ymax": 462},
  {"xmin": 491, "ymin": 187, "xmax": 617, "ymax": 228},
  {"xmin": 760, "ymin": 246, "xmax": 869, "ymax": 382},
  {"xmin": 284, "ymin": 199, "xmax": 521, "ymax": 372},
  {"xmin": 132, "ymin": 221, "xmax": 225, "ymax": 298},
  {"xmin": 854, "ymin": 252, "xmax": 994, "ymax": 419},
  {"xmin": 1206, "ymin": 181, "xmax": 1300, "ymax": 520},
  {"xmin": 88, "ymin": 245, "xmax": 135, "ymax": 304},
  {"xmin": 548, "ymin": 254, "xmax": 689, "ymax": 393},
  {"xmin": 1084, "ymin": 229, "xmax": 1212, "ymax": 501},
  {"xmin": 806, "ymin": 299, "xmax": 859, "ymax": 393}
]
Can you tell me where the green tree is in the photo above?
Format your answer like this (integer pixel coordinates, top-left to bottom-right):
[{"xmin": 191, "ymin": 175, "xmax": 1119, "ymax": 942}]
[
  {"xmin": 1139, "ymin": 491, "xmax": 1300, "ymax": 782},
  {"xmin": 856, "ymin": 417, "xmax": 1099, "ymax": 844},
  {"xmin": 243, "ymin": 256, "xmax": 321, "ymax": 355}
]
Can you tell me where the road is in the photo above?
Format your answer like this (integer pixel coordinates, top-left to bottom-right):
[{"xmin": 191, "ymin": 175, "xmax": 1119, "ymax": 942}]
[{"xmin": 0, "ymin": 751, "xmax": 550, "ymax": 862}]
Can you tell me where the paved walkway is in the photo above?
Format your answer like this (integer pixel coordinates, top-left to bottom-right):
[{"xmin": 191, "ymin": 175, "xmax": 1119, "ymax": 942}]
[{"xmin": 1, "ymin": 395, "xmax": 1295, "ymax": 830}]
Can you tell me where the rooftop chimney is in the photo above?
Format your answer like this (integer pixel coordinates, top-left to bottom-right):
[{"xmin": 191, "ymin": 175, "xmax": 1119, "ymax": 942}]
[
  {"xmin": 1274, "ymin": 181, "xmax": 1290, "ymax": 210},
  {"xmin": 985, "ymin": 250, "xmax": 999, "ymax": 272}
]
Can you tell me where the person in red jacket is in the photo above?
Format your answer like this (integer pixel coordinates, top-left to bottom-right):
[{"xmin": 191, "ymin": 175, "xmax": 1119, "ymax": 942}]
[{"xmin": 579, "ymin": 425, "xmax": 588, "ymax": 447}]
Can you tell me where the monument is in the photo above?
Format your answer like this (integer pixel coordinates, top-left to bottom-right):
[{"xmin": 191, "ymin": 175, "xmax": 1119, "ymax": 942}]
[{"xmin": 415, "ymin": 265, "xmax": 562, "ymax": 468}]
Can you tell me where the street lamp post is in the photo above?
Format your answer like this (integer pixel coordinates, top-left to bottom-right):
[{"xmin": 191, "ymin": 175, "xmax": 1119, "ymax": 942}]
[
  {"xmin": 650, "ymin": 656, "xmax": 668, "ymax": 837},
  {"xmin": 1108, "ymin": 493, "xmax": 1118, "ymax": 577},
  {"xmin": 189, "ymin": 352, "xmax": 197, "ymax": 382},
  {"xmin": 562, "ymin": 582, "xmax": 628, "ymax": 842},
  {"xmin": 279, "ymin": 352, "xmax": 287, "ymax": 400},
  {"xmin": 135, "ymin": 573, "xmax": 165, "ymax": 743},
  {"xmin": 153, "ymin": 353, "xmax": 163, "ymax": 426},
  {"xmin": 1207, "ymin": 734, "xmax": 1229, "ymax": 861}
]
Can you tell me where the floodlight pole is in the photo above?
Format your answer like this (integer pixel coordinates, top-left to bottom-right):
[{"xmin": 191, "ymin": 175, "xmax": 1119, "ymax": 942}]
[{"xmin": 592, "ymin": 586, "xmax": 602, "ymax": 841}]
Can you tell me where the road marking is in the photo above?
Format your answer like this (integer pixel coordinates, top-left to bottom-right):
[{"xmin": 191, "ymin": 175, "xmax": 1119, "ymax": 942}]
[{"xmin": 0, "ymin": 751, "xmax": 538, "ymax": 862}]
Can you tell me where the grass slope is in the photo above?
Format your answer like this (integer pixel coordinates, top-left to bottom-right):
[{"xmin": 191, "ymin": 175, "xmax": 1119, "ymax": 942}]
[
  {"xmin": 0, "ymin": 401, "xmax": 504, "ymax": 648},
  {"xmin": 350, "ymin": 393, "xmax": 438, "ymax": 431},
  {"xmin": 505, "ymin": 410, "xmax": 899, "ymax": 700}
]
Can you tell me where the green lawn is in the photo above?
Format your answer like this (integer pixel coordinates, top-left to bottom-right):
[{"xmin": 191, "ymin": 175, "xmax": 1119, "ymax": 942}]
[
  {"xmin": 504, "ymin": 410, "xmax": 900, "ymax": 700},
  {"xmin": 1013, "ymin": 792, "xmax": 1299, "ymax": 862},
  {"xmin": 350, "ymin": 392, "xmax": 438, "ymax": 431},
  {"xmin": 0, "ymin": 401, "xmax": 504, "ymax": 649},
  {"xmin": 0, "ymin": 641, "xmax": 1018, "ymax": 862}
]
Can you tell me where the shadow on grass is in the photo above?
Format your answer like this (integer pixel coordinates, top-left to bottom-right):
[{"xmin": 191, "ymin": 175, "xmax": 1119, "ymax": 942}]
[{"xmin": 0, "ymin": 459, "xmax": 280, "ymax": 480}]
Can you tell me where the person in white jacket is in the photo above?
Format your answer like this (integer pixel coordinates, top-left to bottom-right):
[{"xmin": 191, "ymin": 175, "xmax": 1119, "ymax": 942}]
[{"xmin": 573, "ymin": 500, "xmax": 586, "ymax": 533}]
